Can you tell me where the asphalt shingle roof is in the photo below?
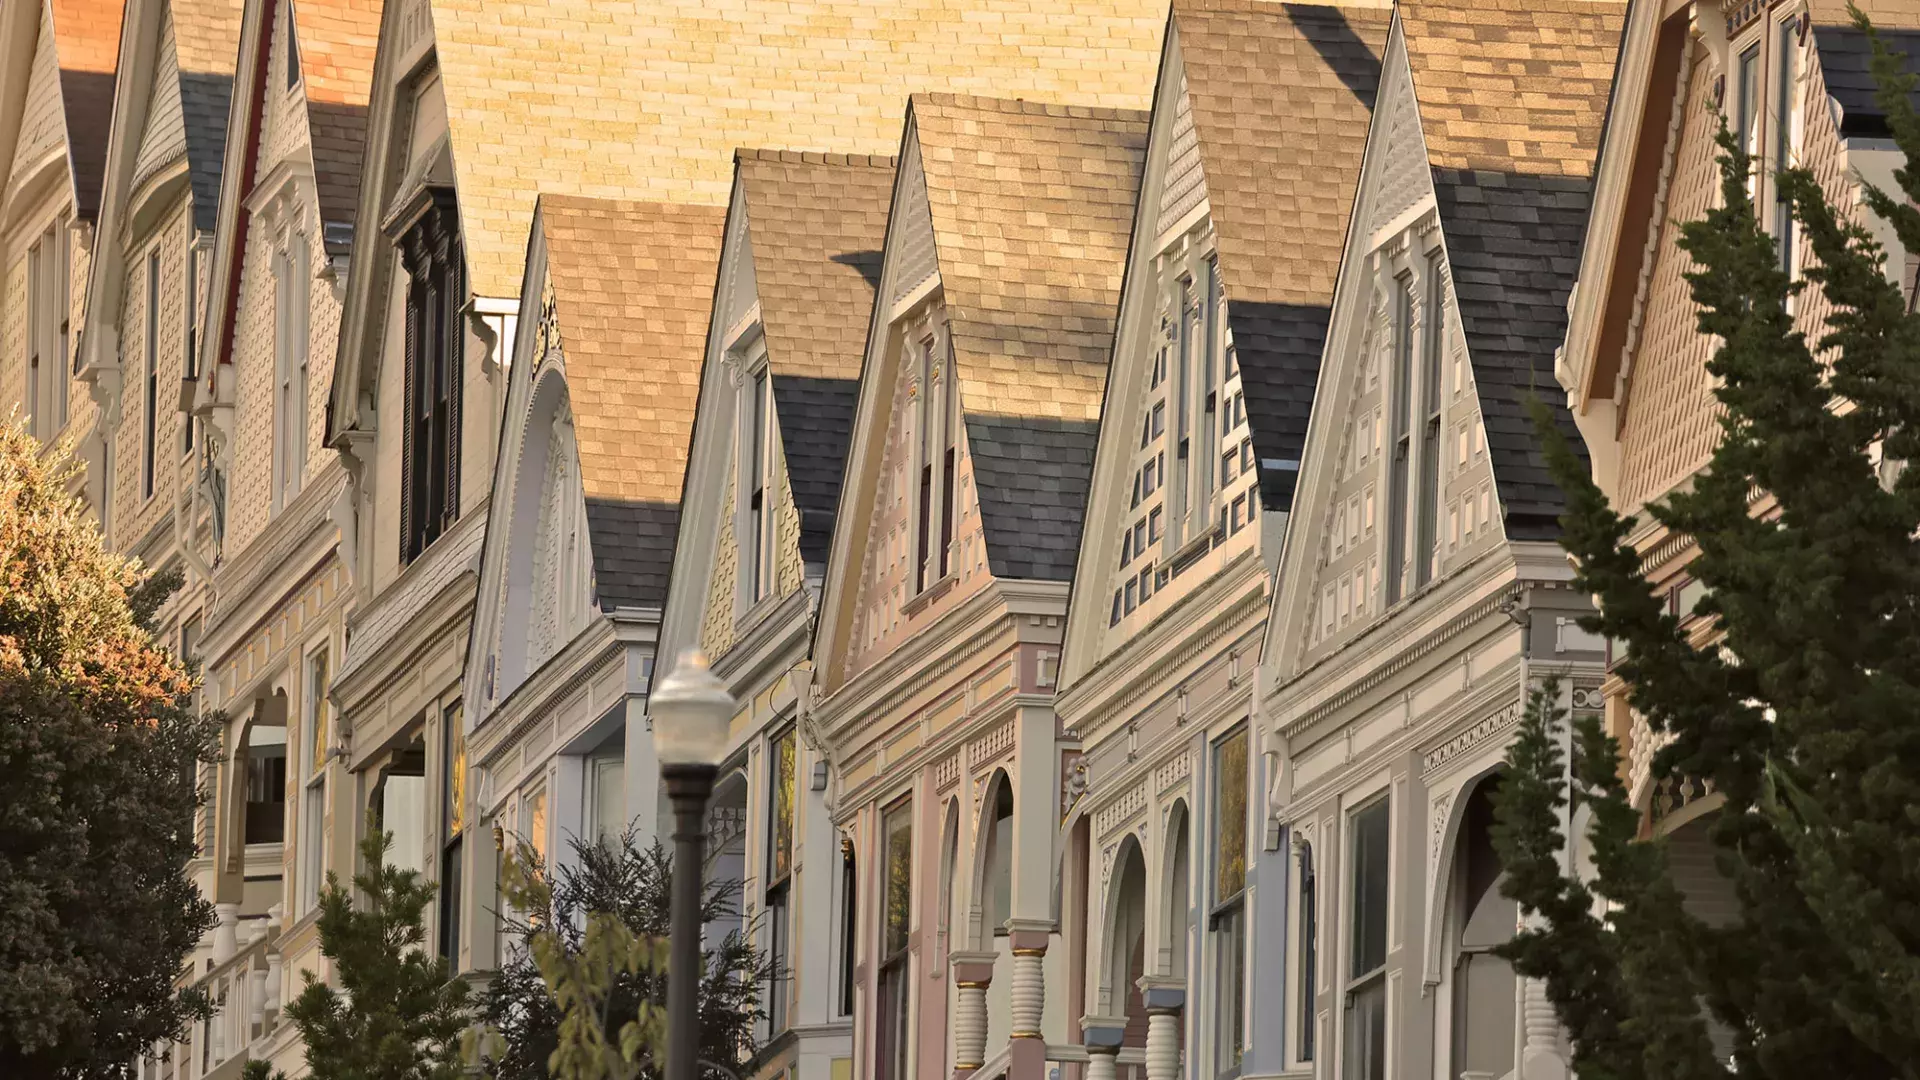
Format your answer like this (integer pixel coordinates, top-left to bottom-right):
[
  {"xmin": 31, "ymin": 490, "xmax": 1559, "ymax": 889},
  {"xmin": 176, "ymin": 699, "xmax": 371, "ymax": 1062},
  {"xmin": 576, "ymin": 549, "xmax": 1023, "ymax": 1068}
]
[
  {"xmin": 911, "ymin": 93, "xmax": 1150, "ymax": 581},
  {"xmin": 735, "ymin": 150, "xmax": 895, "ymax": 567},
  {"xmin": 172, "ymin": 0, "xmax": 245, "ymax": 233},
  {"xmin": 538, "ymin": 196, "xmax": 727, "ymax": 611},
  {"xmin": 1175, "ymin": 0, "xmax": 1389, "ymax": 510},
  {"xmin": 1399, "ymin": 0, "xmax": 1626, "ymax": 539},
  {"xmin": 45, "ymin": 0, "xmax": 125, "ymax": 221},
  {"xmin": 290, "ymin": 0, "xmax": 383, "ymax": 253}
]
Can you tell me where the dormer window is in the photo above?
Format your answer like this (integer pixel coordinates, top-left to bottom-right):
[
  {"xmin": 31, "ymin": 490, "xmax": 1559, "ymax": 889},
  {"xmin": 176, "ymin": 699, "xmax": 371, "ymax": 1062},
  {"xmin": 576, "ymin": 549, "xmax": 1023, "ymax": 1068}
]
[
  {"xmin": 910, "ymin": 327, "xmax": 957, "ymax": 596},
  {"xmin": 735, "ymin": 339, "xmax": 777, "ymax": 609},
  {"xmin": 396, "ymin": 189, "xmax": 463, "ymax": 564},
  {"xmin": 272, "ymin": 230, "xmax": 311, "ymax": 514},
  {"xmin": 1729, "ymin": 4, "xmax": 1806, "ymax": 278},
  {"xmin": 25, "ymin": 218, "xmax": 70, "ymax": 443}
]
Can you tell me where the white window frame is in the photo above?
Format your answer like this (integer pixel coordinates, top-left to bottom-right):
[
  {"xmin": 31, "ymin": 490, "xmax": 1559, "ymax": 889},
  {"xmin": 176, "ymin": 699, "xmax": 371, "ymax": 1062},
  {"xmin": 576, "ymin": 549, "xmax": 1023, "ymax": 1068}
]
[
  {"xmin": 299, "ymin": 645, "xmax": 330, "ymax": 915},
  {"xmin": 142, "ymin": 245, "xmax": 161, "ymax": 502},
  {"xmin": 1337, "ymin": 774, "xmax": 1395, "ymax": 1080},
  {"xmin": 904, "ymin": 315, "xmax": 958, "ymax": 601},
  {"xmin": 272, "ymin": 226, "xmax": 311, "ymax": 514},
  {"xmin": 26, "ymin": 216, "xmax": 70, "ymax": 443},
  {"xmin": 1286, "ymin": 822, "xmax": 1321, "ymax": 1071},
  {"xmin": 731, "ymin": 331, "xmax": 777, "ymax": 613},
  {"xmin": 1208, "ymin": 724, "xmax": 1252, "ymax": 1080}
]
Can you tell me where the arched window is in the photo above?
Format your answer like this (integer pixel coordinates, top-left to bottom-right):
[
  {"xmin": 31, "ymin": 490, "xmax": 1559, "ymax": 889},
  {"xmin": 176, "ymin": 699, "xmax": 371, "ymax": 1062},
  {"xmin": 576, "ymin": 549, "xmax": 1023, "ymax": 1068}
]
[
  {"xmin": 1110, "ymin": 838, "xmax": 1149, "ymax": 1047},
  {"xmin": 1449, "ymin": 778, "xmax": 1516, "ymax": 1080},
  {"xmin": 982, "ymin": 777, "xmax": 1014, "ymax": 935}
]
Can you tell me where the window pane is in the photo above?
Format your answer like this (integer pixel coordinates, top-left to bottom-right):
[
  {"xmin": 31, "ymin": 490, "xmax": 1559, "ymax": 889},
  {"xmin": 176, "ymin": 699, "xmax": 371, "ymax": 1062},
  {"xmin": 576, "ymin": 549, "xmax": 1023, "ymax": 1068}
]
[
  {"xmin": 1214, "ymin": 902, "xmax": 1246, "ymax": 1074},
  {"xmin": 1350, "ymin": 799, "xmax": 1390, "ymax": 977},
  {"xmin": 1214, "ymin": 728, "xmax": 1249, "ymax": 902},
  {"xmin": 1299, "ymin": 841, "xmax": 1317, "ymax": 1061},
  {"xmin": 882, "ymin": 801, "xmax": 913, "ymax": 957},
  {"xmin": 301, "ymin": 780, "xmax": 326, "ymax": 913},
  {"xmin": 770, "ymin": 728, "xmax": 796, "ymax": 880},
  {"xmin": 443, "ymin": 703, "xmax": 466, "ymax": 838},
  {"xmin": 308, "ymin": 651, "xmax": 330, "ymax": 778},
  {"xmin": 1344, "ymin": 978, "xmax": 1386, "ymax": 1080}
]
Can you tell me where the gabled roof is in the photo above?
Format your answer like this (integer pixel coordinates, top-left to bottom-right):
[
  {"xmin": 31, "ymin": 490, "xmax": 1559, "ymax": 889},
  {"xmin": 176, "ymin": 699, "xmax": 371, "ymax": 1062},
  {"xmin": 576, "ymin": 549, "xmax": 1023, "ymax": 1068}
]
[
  {"xmin": 539, "ymin": 196, "xmax": 726, "ymax": 611},
  {"xmin": 45, "ymin": 0, "xmax": 127, "ymax": 220},
  {"xmin": 1399, "ymin": 0, "xmax": 1625, "ymax": 539},
  {"xmin": 912, "ymin": 93, "xmax": 1150, "ymax": 581},
  {"xmin": 1176, "ymin": 0, "xmax": 1388, "ymax": 509},
  {"xmin": 736, "ymin": 149, "xmax": 895, "ymax": 566},
  {"xmin": 289, "ymin": 0, "xmax": 383, "ymax": 252},
  {"xmin": 170, "ymin": 0, "xmax": 246, "ymax": 233},
  {"xmin": 412, "ymin": 0, "xmax": 1168, "ymax": 301}
]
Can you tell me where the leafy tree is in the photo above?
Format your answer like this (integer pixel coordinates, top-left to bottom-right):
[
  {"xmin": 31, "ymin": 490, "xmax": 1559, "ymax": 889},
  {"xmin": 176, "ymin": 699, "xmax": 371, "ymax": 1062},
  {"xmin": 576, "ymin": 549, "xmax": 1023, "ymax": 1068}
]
[
  {"xmin": 280, "ymin": 816, "xmax": 471, "ymax": 1080},
  {"xmin": 476, "ymin": 830, "xmax": 768, "ymax": 1080},
  {"xmin": 0, "ymin": 422, "xmax": 220, "ymax": 1077},
  {"xmin": 1493, "ymin": 11, "xmax": 1920, "ymax": 1079}
]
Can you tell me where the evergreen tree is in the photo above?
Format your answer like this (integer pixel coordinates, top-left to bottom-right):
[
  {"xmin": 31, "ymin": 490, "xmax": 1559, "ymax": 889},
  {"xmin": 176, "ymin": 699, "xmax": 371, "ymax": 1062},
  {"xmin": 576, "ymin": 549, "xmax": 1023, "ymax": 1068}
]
[
  {"xmin": 0, "ymin": 422, "xmax": 220, "ymax": 1077},
  {"xmin": 281, "ymin": 817, "xmax": 471, "ymax": 1080},
  {"xmin": 477, "ymin": 830, "xmax": 768, "ymax": 1080},
  {"xmin": 1494, "ymin": 11, "xmax": 1920, "ymax": 1079}
]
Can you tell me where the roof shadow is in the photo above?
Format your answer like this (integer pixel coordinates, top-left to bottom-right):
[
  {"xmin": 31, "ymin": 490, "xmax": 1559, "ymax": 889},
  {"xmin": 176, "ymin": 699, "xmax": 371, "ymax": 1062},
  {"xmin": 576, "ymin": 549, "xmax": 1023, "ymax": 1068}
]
[
  {"xmin": 829, "ymin": 250, "xmax": 884, "ymax": 291},
  {"xmin": 1283, "ymin": 3, "xmax": 1384, "ymax": 107}
]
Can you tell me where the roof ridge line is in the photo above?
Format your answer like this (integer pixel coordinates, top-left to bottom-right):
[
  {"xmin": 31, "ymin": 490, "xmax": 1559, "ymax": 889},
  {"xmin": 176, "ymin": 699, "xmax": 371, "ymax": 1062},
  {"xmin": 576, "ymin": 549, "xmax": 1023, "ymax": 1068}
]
[
  {"xmin": 735, "ymin": 147, "xmax": 898, "ymax": 168},
  {"xmin": 911, "ymin": 90, "xmax": 1150, "ymax": 125}
]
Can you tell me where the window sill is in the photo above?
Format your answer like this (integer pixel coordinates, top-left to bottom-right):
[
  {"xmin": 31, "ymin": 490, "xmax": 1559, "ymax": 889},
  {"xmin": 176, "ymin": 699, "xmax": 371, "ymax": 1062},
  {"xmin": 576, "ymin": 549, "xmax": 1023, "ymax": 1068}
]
[
  {"xmin": 1168, "ymin": 525, "xmax": 1220, "ymax": 573},
  {"xmin": 734, "ymin": 591, "xmax": 783, "ymax": 638},
  {"xmin": 902, "ymin": 572, "xmax": 958, "ymax": 617}
]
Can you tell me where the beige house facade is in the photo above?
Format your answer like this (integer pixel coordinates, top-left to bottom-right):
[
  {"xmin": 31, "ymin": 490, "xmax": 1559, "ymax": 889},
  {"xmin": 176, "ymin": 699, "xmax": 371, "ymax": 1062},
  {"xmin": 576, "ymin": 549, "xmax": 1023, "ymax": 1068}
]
[
  {"xmin": 805, "ymin": 93, "xmax": 1146, "ymax": 1080},
  {"xmin": 1053, "ymin": 4, "xmax": 1388, "ymax": 1079},
  {"xmin": 653, "ymin": 149, "xmax": 895, "ymax": 1080},
  {"xmin": 0, "ymin": 0, "xmax": 117, "ymax": 484},
  {"xmin": 1258, "ymin": 3, "xmax": 1621, "ymax": 1080}
]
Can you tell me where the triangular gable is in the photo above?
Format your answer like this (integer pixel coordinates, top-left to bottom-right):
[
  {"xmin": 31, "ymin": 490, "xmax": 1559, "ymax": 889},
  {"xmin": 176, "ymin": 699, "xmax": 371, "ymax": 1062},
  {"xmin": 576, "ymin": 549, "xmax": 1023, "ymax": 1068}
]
[
  {"xmin": 541, "ymin": 196, "xmax": 725, "ymax": 614},
  {"xmin": 1399, "ymin": 0, "xmax": 1622, "ymax": 539},
  {"xmin": 659, "ymin": 151, "xmax": 893, "ymax": 685},
  {"xmin": 130, "ymin": 2, "xmax": 186, "ymax": 200},
  {"xmin": 813, "ymin": 95, "xmax": 1145, "ymax": 694},
  {"xmin": 287, "ymin": 0, "xmax": 382, "ymax": 253},
  {"xmin": 470, "ymin": 196, "xmax": 724, "ymax": 715},
  {"xmin": 6, "ymin": 7, "xmax": 72, "ymax": 210},
  {"xmin": 1266, "ymin": 0, "xmax": 1618, "ymax": 680},
  {"xmin": 1183, "ymin": 0, "xmax": 1388, "ymax": 513},
  {"xmin": 1061, "ymin": 0, "xmax": 1386, "ymax": 680},
  {"xmin": 915, "ymin": 94, "xmax": 1148, "ymax": 582}
]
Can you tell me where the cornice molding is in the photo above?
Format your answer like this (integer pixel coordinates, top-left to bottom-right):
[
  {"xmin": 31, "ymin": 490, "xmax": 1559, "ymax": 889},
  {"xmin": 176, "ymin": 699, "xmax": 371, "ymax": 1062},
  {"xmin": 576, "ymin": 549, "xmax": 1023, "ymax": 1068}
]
[
  {"xmin": 814, "ymin": 578, "xmax": 1067, "ymax": 749},
  {"xmin": 1057, "ymin": 551, "xmax": 1265, "ymax": 734}
]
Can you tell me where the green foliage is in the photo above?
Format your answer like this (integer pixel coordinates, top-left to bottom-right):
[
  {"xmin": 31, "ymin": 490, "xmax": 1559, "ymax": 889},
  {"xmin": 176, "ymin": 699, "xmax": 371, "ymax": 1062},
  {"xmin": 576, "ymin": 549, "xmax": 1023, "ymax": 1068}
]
[
  {"xmin": 0, "ymin": 421, "xmax": 220, "ymax": 1077},
  {"xmin": 1493, "ymin": 10, "xmax": 1920, "ymax": 1079},
  {"xmin": 281, "ymin": 815, "xmax": 471, "ymax": 1080},
  {"xmin": 476, "ymin": 830, "xmax": 769, "ymax": 1080}
]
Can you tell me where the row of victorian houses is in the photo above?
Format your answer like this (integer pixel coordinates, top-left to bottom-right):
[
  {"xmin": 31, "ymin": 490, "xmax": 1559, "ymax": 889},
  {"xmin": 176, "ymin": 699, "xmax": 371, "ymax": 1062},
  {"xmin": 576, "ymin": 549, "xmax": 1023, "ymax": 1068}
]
[{"xmin": 2, "ymin": 0, "xmax": 1916, "ymax": 1075}]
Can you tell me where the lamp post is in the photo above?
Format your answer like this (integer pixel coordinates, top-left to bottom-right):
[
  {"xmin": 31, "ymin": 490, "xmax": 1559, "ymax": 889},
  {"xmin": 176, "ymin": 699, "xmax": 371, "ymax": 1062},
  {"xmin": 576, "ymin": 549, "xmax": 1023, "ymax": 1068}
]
[{"xmin": 650, "ymin": 648, "xmax": 736, "ymax": 1080}]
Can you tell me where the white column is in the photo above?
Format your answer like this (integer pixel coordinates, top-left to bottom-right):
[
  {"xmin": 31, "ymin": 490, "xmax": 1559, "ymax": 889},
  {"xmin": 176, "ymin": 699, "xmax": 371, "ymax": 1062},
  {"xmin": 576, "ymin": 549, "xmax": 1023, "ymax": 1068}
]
[
  {"xmin": 954, "ymin": 982, "xmax": 989, "ymax": 1070},
  {"xmin": 1086, "ymin": 1049, "xmax": 1119, "ymax": 1080},
  {"xmin": 1521, "ymin": 976, "xmax": 1568, "ymax": 1080},
  {"xmin": 1008, "ymin": 948, "xmax": 1045, "ymax": 1038},
  {"xmin": 1145, "ymin": 1012, "xmax": 1180, "ymax": 1080},
  {"xmin": 211, "ymin": 904, "xmax": 239, "ymax": 964}
]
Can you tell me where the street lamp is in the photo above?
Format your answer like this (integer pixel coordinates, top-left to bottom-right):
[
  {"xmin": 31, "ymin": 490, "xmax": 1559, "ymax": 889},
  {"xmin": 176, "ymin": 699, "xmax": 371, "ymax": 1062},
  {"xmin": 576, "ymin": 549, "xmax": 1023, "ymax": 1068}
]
[{"xmin": 650, "ymin": 648, "xmax": 736, "ymax": 1080}]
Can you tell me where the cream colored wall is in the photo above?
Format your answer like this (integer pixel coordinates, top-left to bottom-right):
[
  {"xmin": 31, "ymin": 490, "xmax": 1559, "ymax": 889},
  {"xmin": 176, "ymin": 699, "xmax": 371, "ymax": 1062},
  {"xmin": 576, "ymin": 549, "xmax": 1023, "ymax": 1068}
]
[
  {"xmin": 846, "ymin": 302, "xmax": 991, "ymax": 682},
  {"xmin": 2, "ymin": 6, "xmax": 91, "ymax": 454},
  {"xmin": 1614, "ymin": 37, "xmax": 1852, "ymax": 511},
  {"xmin": 110, "ymin": 198, "xmax": 198, "ymax": 548},
  {"xmin": 224, "ymin": 0, "xmax": 343, "ymax": 555}
]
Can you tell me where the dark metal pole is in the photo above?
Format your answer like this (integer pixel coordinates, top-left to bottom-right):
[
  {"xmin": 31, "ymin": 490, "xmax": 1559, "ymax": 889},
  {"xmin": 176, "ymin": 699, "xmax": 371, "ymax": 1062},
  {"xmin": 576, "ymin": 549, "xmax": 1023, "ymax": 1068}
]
[{"xmin": 664, "ymin": 763, "xmax": 716, "ymax": 1080}]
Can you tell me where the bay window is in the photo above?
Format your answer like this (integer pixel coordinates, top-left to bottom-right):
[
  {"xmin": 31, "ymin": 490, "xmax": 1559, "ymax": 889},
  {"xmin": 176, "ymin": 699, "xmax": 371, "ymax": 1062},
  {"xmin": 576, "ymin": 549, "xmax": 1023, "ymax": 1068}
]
[
  {"xmin": 1345, "ymin": 797, "xmax": 1390, "ymax": 1080},
  {"xmin": 766, "ymin": 727, "xmax": 796, "ymax": 1034},
  {"xmin": 439, "ymin": 702, "xmax": 466, "ymax": 965},
  {"xmin": 876, "ymin": 799, "xmax": 914, "ymax": 1080},
  {"xmin": 396, "ymin": 189, "xmax": 463, "ymax": 564},
  {"xmin": 1212, "ymin": 728, "xmax": 1250, "ymax": 1077},
  {"xmin": 300, "ymin": 648, "xmax": 330, "ymax": 914}
]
